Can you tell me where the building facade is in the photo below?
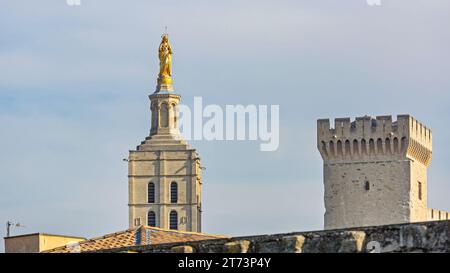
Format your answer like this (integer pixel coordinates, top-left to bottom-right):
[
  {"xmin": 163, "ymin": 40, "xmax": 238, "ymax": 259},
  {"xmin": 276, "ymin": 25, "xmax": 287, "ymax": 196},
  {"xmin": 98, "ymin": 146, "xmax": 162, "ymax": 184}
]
[
  {"xmin": 127, "ymin": 35, "xmax": 202, "ymax": 232},
  {"xmin": 4, "ymin": 233, "xmax": 86, "ymax": 253},
  {"xmin": 317, "ymin": 114, "xmax": 448, "ymax": 229}
]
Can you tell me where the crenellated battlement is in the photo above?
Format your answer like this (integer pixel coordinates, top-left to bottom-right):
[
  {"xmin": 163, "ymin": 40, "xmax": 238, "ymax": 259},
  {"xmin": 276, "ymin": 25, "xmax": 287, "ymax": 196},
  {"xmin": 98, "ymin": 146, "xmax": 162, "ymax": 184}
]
[{"xmin": 317, "ymin": 115, "xmax": 432, "ymax": 166}]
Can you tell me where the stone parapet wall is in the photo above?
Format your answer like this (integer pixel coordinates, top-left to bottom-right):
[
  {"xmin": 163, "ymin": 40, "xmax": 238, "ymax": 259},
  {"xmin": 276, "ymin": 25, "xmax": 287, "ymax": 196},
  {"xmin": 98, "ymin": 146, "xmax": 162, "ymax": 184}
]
[
  {"xmin": 428, "ymin": 208, "xmax": 450, "ymax": 221},
  {"xmin": 317, "ymin": 115, "xmax": 432, "ymax": 166},
  {"xmin": 93, "ymin": 220, "xmax": 450, "ymax": 253}
]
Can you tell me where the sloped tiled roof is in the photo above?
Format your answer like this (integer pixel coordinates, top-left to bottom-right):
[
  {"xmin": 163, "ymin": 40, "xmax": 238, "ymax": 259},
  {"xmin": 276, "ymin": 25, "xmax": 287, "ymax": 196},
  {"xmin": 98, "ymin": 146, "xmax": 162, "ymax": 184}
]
[{"xmin": 43, "ymin": 226, "xmax": 226, "ymax": 253}]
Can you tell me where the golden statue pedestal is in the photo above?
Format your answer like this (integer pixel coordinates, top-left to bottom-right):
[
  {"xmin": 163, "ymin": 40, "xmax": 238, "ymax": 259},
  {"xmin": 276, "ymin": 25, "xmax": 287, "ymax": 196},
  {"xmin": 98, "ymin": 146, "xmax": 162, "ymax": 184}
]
[{"xmin": 156, "ymin": 75, "xmax": 174, "ymax": 92}]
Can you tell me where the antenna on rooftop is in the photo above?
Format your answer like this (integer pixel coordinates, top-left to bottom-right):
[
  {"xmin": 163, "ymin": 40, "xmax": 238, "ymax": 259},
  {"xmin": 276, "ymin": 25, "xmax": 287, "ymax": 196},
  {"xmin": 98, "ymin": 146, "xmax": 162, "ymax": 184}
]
[{"xmin": 6, "ymin": 221, "xmax": 25, "ymax": 238}]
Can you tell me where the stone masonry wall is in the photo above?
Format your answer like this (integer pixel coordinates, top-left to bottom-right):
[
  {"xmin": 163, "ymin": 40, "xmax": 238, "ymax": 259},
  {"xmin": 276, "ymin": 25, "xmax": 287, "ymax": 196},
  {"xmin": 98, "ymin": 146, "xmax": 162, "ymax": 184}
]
[
  {"xmin": 317, "ymin": 115, "xmax": 434, "ymax": 229},
  {"xmin": 323, "ymin": 160, "xmax": 412, "ymax": 229},
  {"xmin": 94, "ymin": 220, "xmax": 450, "ymax": 253}
]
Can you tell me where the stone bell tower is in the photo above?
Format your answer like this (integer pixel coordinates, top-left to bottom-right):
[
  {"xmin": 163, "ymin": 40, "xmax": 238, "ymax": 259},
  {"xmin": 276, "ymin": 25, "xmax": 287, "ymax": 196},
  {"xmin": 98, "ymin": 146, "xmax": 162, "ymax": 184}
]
[{"xmin": 128, "ymin": 35, "xmax": 202, "ymax": 232}]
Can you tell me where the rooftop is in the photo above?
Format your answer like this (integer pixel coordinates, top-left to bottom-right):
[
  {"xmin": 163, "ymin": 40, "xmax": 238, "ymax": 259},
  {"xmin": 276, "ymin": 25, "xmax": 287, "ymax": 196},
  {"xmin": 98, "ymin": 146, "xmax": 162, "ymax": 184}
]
[
  {"xmin": 43, "ymin": 226, "xmax": 227, "ymax": 253},
  {"xmin": 4, "ymin": 233, "xmax": 86, "ymax": 240}
]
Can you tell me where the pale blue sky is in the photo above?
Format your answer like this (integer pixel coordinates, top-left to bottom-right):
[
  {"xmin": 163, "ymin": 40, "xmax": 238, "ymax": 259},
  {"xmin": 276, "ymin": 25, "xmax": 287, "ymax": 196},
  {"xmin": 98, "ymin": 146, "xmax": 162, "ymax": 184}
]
[{"xmin": 1, "ymin": 0, "xmax": 450, "ymax": 252}]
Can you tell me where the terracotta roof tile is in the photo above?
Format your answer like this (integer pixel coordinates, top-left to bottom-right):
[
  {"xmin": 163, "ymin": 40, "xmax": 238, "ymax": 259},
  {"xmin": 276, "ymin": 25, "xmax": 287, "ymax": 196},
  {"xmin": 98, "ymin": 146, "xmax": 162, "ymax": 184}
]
[{"xmin": 43, "ymin": 226, "xmax": 226, "ymax": 253}]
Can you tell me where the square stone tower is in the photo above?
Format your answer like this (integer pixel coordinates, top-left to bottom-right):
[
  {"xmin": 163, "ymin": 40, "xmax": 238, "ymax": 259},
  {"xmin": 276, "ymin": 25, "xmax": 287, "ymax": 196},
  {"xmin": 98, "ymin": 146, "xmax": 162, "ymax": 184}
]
[
  {"xmin": 317, "ymin": 115, "xmax": 433, "ymax": 229},
  {"xmin": 127, "ymin": 35, "xmax": 202, "ymax": 232}
]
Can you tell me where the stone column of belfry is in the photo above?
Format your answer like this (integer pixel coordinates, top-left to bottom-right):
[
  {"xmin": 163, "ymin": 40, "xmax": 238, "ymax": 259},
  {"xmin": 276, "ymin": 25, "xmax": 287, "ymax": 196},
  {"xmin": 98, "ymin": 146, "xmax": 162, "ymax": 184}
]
[{"xmin": 128, "ymin": 35, "xmax": 202, "ymax": 232}]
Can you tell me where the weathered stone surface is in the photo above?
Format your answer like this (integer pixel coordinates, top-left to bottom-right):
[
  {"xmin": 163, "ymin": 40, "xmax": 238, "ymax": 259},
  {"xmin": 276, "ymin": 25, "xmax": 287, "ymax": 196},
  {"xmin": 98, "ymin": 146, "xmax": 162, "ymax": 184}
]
[
  {"xmin": 252, "ymin": 235, "xmax": 306, "ymax": 253},
  {"xmin": 93, "ymin": 220, "xmax": 450, "ymax": 253},
  {"xmin": 281, "ymin": 235, "xmax": 305, "ymax": 253},
  {"xmin": 338, "ymin": 231, "xmax": 366, "ymax": 253},
  {"xmin": 224, "ymin": 240, "xmax": 250, "ymax": 253},
  {"xmin": 171, "ymin": 245, "xmax": 194, "ymax": 253}
]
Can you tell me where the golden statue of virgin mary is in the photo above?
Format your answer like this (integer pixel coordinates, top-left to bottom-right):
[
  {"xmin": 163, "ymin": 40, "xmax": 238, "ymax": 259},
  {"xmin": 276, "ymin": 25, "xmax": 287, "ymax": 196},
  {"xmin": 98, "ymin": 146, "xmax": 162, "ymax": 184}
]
[{"xmin": 157, "ymin": 34, "xmax": 174, "ymax": 90}]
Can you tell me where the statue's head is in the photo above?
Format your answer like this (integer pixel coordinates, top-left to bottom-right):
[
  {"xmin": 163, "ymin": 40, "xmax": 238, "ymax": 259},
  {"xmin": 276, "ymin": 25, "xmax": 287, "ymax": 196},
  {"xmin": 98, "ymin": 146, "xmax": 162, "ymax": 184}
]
[{"xmin": 161, "ymin": 34, "xmax": 169, "ymax": 43}]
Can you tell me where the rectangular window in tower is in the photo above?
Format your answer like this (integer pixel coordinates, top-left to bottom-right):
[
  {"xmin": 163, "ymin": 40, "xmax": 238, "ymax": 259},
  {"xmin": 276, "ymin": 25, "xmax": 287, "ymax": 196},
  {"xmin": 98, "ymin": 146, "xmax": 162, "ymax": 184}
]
[
  {"xmin": 169, "ymin": 211, "xmax": 178, "ymax": 230},
  {"xmin": 170, "ymin": 182, "xmax": 178, "ymax": 203},
  {"xmin": 418, "ymin": 182, "xmax": 422, "ymax": 200},
  {"xmin": 148, "ymin": 182, "xmax": 155, "ymax": 203},
  {"xmin": 134, "ymin": 218, "xmax": 141, "ymax": 227}
]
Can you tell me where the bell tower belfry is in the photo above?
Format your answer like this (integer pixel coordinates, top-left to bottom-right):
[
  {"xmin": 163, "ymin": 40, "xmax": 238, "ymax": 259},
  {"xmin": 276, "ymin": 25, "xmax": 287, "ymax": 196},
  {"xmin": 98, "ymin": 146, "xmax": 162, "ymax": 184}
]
[{"xmin": 128, "ymin": 35, "xmax": 202, "ymax": 232}]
